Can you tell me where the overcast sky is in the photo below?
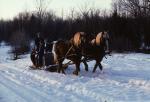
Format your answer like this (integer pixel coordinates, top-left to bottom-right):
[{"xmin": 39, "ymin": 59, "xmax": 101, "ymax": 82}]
[{"xmin": 0, "ymin": 0, "xmax": 112, "ymax": 20}]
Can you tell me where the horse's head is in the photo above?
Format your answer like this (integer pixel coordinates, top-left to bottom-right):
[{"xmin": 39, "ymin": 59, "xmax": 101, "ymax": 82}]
[{"xmin": 96, "ymin": 31, "xmax": 110, "ymax": 52}]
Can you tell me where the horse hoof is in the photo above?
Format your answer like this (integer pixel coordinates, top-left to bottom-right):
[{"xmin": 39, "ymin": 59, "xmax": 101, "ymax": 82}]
[
  {"xmin": 73, "ymin": 71, "xmax": 78, "ymax": 75},
  {"xmin": 62, "ymin": 71, "xmax": 66, "ymax": 74},
  {"xmin": 57, "ymin": 70, "xmax": 61, "ymax": 73},
  {"xmin": 85, "ymin": 68, "xmax": 88, "ymax": 71},
  {"xmin": 92, "ymin": 70, "xmax": 95, "ymax": 73}
]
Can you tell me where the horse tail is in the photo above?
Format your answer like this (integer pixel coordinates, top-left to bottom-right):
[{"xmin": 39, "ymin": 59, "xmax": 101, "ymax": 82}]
[{"xmin": 52, "ymin": 41, "xmax": 58, "ymax": 64}]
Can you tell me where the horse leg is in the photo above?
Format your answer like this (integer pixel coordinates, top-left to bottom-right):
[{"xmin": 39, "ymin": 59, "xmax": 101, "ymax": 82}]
[
  {"xmin": 39, "ymin": 54, "xmax": 43, "ymax": 67},
  {"xmin": 36, "ymin": 55, "xmax": 39, "ymax": 68},
  {"xmin": 82, "ymin": 59, "xmax": 88, "ymax": 71},
  {"xmin": 73, "ymin": 61, "xmax": 80, "ymax": 75},
  {"xmin": 61, "ymin": 64, "xmax": 66, "ymax": 74},
  {"xmin": 98, "ymin": 63, "xmax": 103, "ymax": 71},
  {"xmin": 57, "ymin": 61, "xmax": 62, "ymax": 73},
  {"xmin": 92, "ymin": 61, "xmax": 99, "ymax": 73},
  {"xmin": 57, "ymin": 60, "xmax": 65, "ymax": 74}
]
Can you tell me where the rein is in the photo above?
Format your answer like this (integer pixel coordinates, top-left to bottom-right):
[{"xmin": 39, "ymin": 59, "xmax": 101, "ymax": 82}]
[
  {"xmin": 64, "ymin": 45, "xmax": 73, "ymax": 58},
  {"xmin": 56, "ymin": 45, "xmax": 75, "ymax": 62}
]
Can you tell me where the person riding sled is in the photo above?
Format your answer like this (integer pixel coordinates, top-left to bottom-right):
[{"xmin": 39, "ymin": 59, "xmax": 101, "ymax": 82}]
[
  {"xmin": 34, "ymin": 32, "xmax": 45, "ymax": 67},
  {"xmin": 35, "ymin": 32, "xmax": 44, "ymax": 52}
]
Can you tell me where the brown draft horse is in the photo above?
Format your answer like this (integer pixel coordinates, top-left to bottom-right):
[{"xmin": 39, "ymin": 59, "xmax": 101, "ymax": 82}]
[
  {"xmin": 82, "ymin": 31, "xmax": 110, "ymax": 72},
  {"xmin": 52, "ymin": 32, "xmax": 88, "ymax": 75},
  {"xmin": 70, "ymin": 32, "xmax": 90, "ymax": 70},
  {"xmin": 52, "ymin": 40, "xmax": 81, "ymax": 75}
]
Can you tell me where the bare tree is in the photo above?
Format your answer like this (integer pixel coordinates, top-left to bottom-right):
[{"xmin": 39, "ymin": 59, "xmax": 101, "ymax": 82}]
[
  {"xmin": 35, "ymin": 0, "xmax": 51, "ymax": 19},
  {"xmin": 10, "ymin": 30, "xmax": 30, "ymax": 60},
  {"xmin": 114, "ymin": 0, "xmax": 150, "ymax": 17},
  {"xmin": 142, "ymin": 0, "xmax": 150, "ymax": 16}
]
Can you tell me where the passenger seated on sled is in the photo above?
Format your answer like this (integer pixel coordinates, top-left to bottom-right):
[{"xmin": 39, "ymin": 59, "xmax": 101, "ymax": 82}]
[
  {"xmin": 37, "ymin": 39, "xmax": 45, "ymax": 67},
  {"xmin": 34, "ymin": 33, "xmax": 45, "ymax": 67}
]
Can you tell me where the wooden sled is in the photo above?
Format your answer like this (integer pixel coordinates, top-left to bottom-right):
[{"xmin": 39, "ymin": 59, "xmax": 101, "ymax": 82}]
[{"xmin": 30, "ymin": 49, "xmax": 70, "ymax": 72}]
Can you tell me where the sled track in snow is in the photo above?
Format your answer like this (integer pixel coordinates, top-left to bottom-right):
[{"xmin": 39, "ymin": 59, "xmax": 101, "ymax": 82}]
[
  {"xmin": 0, "ymin": 64, "xmax": 111, "ymax": 102},
  {"xmin": 0, "ymin": 72, "xmax": 54, "ymax": 102}
]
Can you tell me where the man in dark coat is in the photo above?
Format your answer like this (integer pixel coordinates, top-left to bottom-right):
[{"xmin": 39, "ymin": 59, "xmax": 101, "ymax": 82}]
[
  {"xmin": 35, "ymin": 33, "xmax": 44, "ymax": 52},
  {"xmin": 38, "ymin": 41, "xmax": 45, "ymax": 67},
  {"xmin": 35, "ymin": 33, "xmax": 45, "ymax": 67}
]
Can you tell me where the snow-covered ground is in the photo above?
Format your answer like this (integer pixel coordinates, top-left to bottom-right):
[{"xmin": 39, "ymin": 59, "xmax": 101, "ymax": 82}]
[{"xmin": 0, "ymin": 45, "xmax": 150, "ymax": 102}]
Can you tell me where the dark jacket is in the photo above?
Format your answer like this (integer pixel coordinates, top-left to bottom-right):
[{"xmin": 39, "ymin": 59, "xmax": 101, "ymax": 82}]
[{"xmin": 35, "ymin": 36, "xmax": 44, "ymax": 51}]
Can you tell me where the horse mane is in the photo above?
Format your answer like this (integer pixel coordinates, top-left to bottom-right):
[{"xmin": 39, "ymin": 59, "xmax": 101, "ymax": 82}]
[
  {"xmin": 73, "ymin": 32, "xmax": 81, "ymax": 47},
  {"xmin": 91, "ymin": 39, "xmax": 96, "ymax": 45},
  {"xmin": 52, "ymin": 41, "xmax": 58, "ymax": 63},
  {"xmin": 95, "ymin": 32, "xmax": 103, "ymax": 46},
  {"xmin": 73, "ymin": 32, "xmax": 85, "ymax": 47}
]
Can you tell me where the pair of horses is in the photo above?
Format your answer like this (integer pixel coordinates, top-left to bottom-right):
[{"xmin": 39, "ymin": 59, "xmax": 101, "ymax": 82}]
[{"xmin": 52, "ymin": 31, "xmax": 110, "ymax": 75}]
